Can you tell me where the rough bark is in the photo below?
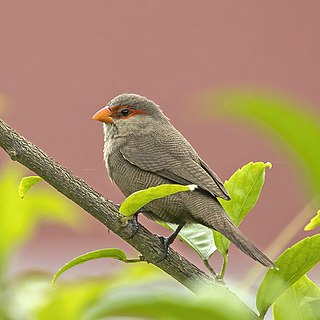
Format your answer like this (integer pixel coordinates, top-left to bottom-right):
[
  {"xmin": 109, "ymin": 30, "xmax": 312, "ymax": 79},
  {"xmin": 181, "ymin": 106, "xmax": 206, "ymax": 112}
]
[{"xmin": 0, "ymin": 118, "xmax": 259, "ymax": 319}]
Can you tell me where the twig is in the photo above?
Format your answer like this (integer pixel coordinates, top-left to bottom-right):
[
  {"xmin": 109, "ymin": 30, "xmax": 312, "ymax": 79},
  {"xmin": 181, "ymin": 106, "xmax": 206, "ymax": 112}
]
[{"xmin": 0, "ymin": 118, "xmax": 259, "ymax": 319}]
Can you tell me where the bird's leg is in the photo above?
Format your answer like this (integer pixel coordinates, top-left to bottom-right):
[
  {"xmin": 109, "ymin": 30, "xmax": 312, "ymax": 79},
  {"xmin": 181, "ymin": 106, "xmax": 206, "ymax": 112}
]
[
  {"xmin": 122, "ymin": 211, "xmax": 140, "ymax": 239},
  {"xmin": 130, "ymin": 211, "xmax": 139, "ymax": 231},
  {"xmin": 122, "ymin": 207, "xmax": 153, "ymax": 239},
  {"xmin": 158, "ymin": 223, "xmax": 185, "ymax": 261}
]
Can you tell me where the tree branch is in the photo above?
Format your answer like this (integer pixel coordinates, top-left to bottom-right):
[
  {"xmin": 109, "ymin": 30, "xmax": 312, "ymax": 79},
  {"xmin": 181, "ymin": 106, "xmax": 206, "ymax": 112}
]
[{"xmin": 0, "ymin": 118, "xmax": 259, "ymax": 319}]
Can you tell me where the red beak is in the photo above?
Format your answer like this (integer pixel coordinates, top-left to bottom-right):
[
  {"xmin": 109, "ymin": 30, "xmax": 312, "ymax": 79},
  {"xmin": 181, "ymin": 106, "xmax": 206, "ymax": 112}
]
[{"xmin": 92, "ymin": 106, "xmax": 113, "ymax": 123}]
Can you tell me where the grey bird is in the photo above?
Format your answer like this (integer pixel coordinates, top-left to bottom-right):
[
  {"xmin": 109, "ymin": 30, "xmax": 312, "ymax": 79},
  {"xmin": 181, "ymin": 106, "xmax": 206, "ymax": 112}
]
[{"xmin": 92, "ymin": 93, "xmax": 276, "ymax": 268}]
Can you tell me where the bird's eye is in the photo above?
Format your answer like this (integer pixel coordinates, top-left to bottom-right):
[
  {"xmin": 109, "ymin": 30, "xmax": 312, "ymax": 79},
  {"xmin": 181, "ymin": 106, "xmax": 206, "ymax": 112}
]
[{"xmin": 120, "ymin": 108, "xmax": 130, "ymax": 117}]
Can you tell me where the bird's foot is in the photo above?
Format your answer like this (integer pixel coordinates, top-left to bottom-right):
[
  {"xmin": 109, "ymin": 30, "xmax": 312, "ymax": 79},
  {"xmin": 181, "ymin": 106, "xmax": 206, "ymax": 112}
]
[
  {"xmin": 121, "ymin": 212, "xmax": 140, "ymax": 239},
  {"xmin": 155, "ymin": 235, "xmax": 171, "ymax": 262},
  {"xmin": 155, "ymin": 223, "xmax": 185, "ymax": 262}
]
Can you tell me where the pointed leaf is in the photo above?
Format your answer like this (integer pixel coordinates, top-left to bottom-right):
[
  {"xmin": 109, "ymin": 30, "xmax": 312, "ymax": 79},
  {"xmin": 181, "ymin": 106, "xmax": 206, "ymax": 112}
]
[
  {"xmin": 52, "ymin": 248, "xmax": 129, "ymax": 286},
  {"xmin": 163, "ymin": 222, "xmax": 216, "ymax": 260},
  {"xmin": 18, "ymin": 176, "xmax": 43, "ymax": 198},
  {"xmin": 256, "ymin": 235, "xmax": 320, "ymax": 318},
  {"xmin": 119, "ymin": 184, "xmax": 197, "ymax": 217},
  {"xmin": 214, "ymin": 162, "xmax": 272, "ymax": 256},
  {"xmin": 305, "ymin": 210, "xmax": 320, "ymax": 231},
  {"xmin": 273, "ymin": 275, "xmax": 320, "ymax": 320}
]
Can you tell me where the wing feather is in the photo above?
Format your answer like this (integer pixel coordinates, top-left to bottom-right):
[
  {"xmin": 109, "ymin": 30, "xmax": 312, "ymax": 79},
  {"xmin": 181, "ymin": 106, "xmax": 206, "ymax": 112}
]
[{"xmin": 120, "ymin": 128, "xmax": 230, "ymax": 200}]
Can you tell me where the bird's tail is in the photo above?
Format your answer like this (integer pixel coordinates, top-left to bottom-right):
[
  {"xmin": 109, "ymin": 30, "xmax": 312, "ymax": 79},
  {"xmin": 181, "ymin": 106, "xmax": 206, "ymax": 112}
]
[
  {"xmin": 195, "ymin": 200, "xmax": 277, "ymax": 268},
  {"xmin": 188, "ymin": 195, "xmax": 277, "ymax": 268},
  {"xmin": 219, "ymin": 219, "xmax": 277, "ymax": 269}
]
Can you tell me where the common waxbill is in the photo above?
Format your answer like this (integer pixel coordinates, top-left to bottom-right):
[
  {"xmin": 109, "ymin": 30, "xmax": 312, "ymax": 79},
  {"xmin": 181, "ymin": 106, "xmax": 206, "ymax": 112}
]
[{"xmin": 92, "ymin": 93, "xmax": 276, "ymax": 268}]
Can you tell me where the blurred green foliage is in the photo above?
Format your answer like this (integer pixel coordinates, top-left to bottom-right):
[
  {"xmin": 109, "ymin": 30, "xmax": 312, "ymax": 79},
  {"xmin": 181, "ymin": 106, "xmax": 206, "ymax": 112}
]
[
  {"xmin": 0, "ymin": 163, "xmax": 79, "ymax": 318},
  {"xmin": 205, "ymin": 88, "xmax": 320, "ymax": 198},
  {"xmin": 0, "ymin": 165, "xmax": 78, "ymax": 275},
  {"xmin": 7, "ymin": 263, "xmax": 168, "ymax": 320}
]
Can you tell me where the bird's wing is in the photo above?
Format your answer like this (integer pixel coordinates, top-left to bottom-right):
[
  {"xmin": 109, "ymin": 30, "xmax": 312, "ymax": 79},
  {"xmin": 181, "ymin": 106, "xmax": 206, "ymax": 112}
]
[
  {"xmin": 199, "ymin": 158, "xmax": 230, "ymax": 199},
  {"xmin": 120, "ymin": 132, "xmax": 230, "ymax": 200}
]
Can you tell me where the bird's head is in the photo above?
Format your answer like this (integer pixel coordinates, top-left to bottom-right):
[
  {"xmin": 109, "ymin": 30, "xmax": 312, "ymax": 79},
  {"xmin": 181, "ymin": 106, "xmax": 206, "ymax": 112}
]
[{"xmin": 92, "ymin": 93, "xmax": 168, "ymax": 135}]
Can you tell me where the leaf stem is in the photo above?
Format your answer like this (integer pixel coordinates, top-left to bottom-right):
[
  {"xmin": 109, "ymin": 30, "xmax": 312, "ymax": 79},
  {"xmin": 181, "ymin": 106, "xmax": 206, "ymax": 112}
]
[
  {"xmin": 203, "ymin": 259, "xmax": 217, "ymax": 278},
  {"xmin": 220, "ymin": 254, "xmax": 228, "ymax": 279}
]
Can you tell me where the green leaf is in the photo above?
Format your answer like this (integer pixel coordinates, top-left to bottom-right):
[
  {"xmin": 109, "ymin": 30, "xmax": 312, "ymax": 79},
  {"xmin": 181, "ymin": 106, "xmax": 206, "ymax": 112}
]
[
  {"xmin": 52, "ymin": 248, "xmax": 133, "ymax": 286},
  {"xmin": 273, "ymin": 275, "xmax": 320, "ymax": 320},
  {"xmin": 87, "ymin": 287, "xmax": 250, "ymax": 320},
  {"xmin": 163, "ymin": 223, "xmax": 216, "ymax": 260},
  {"xmin": 119, "ymin": 184, "xmax": 197, "ymax": 217},
  {"xmin": 214, "ymin": 162, "xmax": 272, "ymax": 257},
  {"xmin": 206, "ymin": 89, "xmax": 320, "ymax": 196},
  {"xmin": 18, "ymin": 176, "xmax": 43, "ymax": 198},
  {"xmin": 305, "ymin": 210, "xmax": 320, "ymax": 231},
  {"xmin": 256, "ymin": 234, "xmax": 320, "ymax": 318}
]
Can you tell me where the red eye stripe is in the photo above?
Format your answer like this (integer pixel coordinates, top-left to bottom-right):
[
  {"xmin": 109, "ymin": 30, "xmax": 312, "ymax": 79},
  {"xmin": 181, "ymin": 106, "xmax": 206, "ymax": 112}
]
[
  {"xmin": 110, "ymin": 106, "xmax": 145, "ymax": 119},
  {"xmin": 127, "ymin": 109, "xmax": 145, "ymax": 117}
]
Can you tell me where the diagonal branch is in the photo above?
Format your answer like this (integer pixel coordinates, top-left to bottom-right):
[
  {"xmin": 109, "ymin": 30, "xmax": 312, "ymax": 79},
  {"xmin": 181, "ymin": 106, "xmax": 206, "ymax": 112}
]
[{"xmin": 0, "ymin": 118, "xmax": 259, "ymax": 319}]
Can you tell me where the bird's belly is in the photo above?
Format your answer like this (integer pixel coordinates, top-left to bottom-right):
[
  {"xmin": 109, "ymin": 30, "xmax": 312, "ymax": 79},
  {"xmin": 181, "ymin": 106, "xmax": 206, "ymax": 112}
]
[{"xmin": 107, "ymin": 151, "xmax": 191, "ymax": 224}]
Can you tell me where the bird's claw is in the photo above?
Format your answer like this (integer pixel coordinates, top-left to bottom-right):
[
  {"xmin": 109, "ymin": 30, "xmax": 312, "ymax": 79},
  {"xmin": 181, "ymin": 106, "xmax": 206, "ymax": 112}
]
[
  {"xmin": 122, "ymin": 212, "xmax": 140, "ymax": 239},
  {"xmin": 155, "ymin": 223, "xmax": 185, "ymax": 263},
  {"xmin": 130, "ymin": 212, "xmax": 139, "ymax": 235},
  {"xmin": 156, "ymin": 235, "xmax": 170, "ymax": 262}
]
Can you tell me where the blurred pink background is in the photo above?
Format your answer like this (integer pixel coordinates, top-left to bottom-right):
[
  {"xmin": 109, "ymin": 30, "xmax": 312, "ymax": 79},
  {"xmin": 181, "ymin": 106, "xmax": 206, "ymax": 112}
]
[{"xmin": 1, "ymin": 1, "xmax": 319, "ymax": 280}]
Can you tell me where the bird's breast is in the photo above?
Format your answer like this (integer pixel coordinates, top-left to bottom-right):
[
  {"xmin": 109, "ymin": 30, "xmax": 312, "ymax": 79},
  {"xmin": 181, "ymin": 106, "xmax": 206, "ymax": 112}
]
[{"xmin": 103, "ymin": 138, "xmax": 114, "ymax": 177}]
